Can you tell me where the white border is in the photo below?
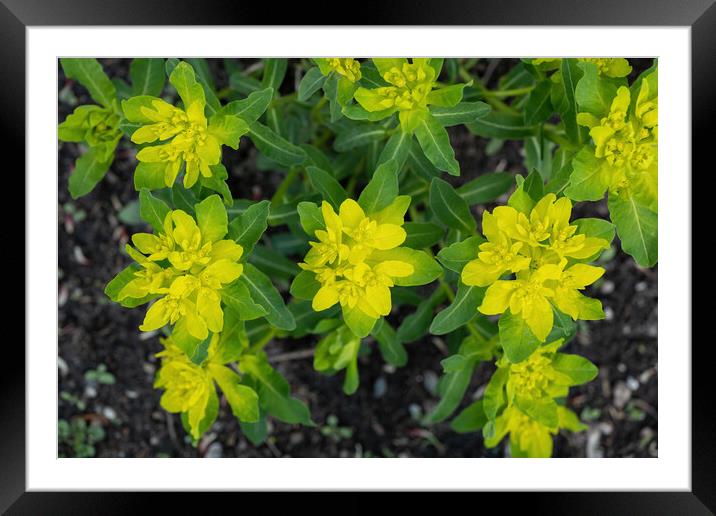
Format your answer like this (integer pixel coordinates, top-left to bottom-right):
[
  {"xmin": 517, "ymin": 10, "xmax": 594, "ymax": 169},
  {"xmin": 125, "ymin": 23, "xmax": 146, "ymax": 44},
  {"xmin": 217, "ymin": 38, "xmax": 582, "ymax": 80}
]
[{"xmin": 28, "ymin": 27, "xmax": 690, "ymax": 490}]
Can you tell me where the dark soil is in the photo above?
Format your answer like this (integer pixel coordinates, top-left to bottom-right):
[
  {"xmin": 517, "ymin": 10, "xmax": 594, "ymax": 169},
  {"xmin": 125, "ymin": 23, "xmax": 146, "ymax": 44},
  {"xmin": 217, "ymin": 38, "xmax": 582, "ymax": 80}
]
[{"xmin": 58, "ymin": 59, "xmax": 657, "ymax": 458}]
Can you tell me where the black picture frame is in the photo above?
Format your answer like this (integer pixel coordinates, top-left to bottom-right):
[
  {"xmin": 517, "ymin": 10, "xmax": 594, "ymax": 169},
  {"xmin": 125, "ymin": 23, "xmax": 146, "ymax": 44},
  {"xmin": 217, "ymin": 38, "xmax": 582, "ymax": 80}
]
[{"xmin": 5, "ymin": 0, "xmax": 708, "ymax": 513}]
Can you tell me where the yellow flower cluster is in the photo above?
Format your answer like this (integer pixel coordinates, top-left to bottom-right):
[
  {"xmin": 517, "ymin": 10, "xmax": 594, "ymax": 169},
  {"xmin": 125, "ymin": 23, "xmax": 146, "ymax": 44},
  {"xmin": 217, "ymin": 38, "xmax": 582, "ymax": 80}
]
[
  {"xmin": 131, "ymin": 97, "xmax": 221, "ymax": 188},
  {"xmin": 321, "ymin": 58, "xmax": 362, "ymax": 83},
  {"xmin": 577, "ymin": 78, "xmax": 658, "ymax": 203},
  {"xmin": 118, "ymin": 208, "xmax": 243, "ymax": 340},
  {"xmin": 360, "ymin": 61, "xmax": 436, "ymax": 112},
  {"xmin": 300, "ymin": 199, "xmax": 413, "ymax": 322},
  {"xmin": 462, "ymin": 194, "xmax": 609, "ymax": 341}
]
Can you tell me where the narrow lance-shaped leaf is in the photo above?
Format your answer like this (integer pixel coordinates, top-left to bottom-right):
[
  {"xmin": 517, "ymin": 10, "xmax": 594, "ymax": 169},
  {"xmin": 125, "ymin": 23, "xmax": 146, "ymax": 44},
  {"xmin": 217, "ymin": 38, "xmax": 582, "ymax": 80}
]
[
  {"xmin": 239, "ymin": 264, "xmax": 296, "ymax": 331},
  {"xmin": 429, "ymin": 178, "xmax": 477, "ymax": 233}
]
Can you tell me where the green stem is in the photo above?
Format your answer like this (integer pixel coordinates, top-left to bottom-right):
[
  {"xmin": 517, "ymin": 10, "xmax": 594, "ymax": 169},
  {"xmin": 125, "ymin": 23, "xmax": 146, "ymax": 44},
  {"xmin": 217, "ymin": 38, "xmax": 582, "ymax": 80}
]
[
  {"xmin": 248, "ymin": 329, "xmax": 277, "ymax": 354},
  {"xmin": 271, "ymin": 166, "xmax": 300, "ymax": 206}
]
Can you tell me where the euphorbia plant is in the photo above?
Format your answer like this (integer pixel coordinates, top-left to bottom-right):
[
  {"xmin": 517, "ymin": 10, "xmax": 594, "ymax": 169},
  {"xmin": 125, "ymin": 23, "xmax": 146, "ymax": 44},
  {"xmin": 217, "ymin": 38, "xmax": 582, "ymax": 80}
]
[{"xmin": 59, "ymin": 56, "xmax": 658, "ymax": 456}]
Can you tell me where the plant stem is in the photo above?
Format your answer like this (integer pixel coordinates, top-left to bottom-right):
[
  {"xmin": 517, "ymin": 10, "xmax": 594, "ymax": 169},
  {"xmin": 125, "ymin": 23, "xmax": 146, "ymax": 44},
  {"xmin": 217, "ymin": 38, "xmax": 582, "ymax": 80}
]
[{"xmin": 271, "ymin": 166, "xmax": 300, "ymax": 206}]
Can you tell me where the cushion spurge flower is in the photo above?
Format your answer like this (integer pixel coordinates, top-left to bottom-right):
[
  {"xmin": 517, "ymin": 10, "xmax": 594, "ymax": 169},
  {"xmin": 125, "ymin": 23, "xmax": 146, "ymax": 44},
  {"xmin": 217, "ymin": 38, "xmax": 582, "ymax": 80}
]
[
  {"xmin": 302, "ymin": 200, "xmax": 413, "ymax": 325},
  {"xmin": 292, "ymin": 163, "xmax": 441, "ymax": 338},
  {"xmin": 122, "ymin": 61, "xmax": 248, "ymax": 189},
  {"xmin": 116, "ymin": 195, "xmax": 244, "ymax": 340},
  {"xmin": 462, "ymin": 193, "xmax": 609, "ymax": 342}
]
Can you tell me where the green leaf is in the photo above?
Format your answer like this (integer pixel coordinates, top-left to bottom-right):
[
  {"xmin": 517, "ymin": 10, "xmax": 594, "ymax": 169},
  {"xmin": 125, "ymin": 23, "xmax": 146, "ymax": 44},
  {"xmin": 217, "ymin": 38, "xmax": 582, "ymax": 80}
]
[
  {"xmin": 552, "ymin": 353, "xmax": 599, "ymax": 385},
  {"xmin": 138, "ymin": 188, "xmax": 170, "ymax": 232},
  {"xmin": 564, "ymin": 147, "xmax": 609, "ymax": 201},
  {"xmin": 130, "ymin": 58, "xmax": 166, "ymax": 97},
  {"xmin": 403, "ymin": 222, "xmax": 444, "ymax": 249},
  {"xmin": 407, "ymin": 140, "xmax": 441, "ymax": 182},
  {"xmin": 208, "ymin": 364, "xmax": 259, "ymax": 422},
  {"xmin": 239, "ymin": 355, "xmax": 314, "ymax": 426},
  {"xmin": 451, "ymin": 400, "xmax": 488, "ymax": 433},
  {"xmin": 376, "ymin": 130, "xmax": 412, "ymax": 170},
  {"xmin": 228, "ymin": 200, "xmax": 270, "ymax": 255},
  {"xmin": 261, "ymin": 58, "xmax": 288, "ymax": 93},
  {"xmin": 559, "ymin": 58, "xmax": 587, "ymax": 145},
  {"xmin": 414, "ymin": 112, "xmax": 460, "ymax": 175},
  {"xmin": 343, "ymin": 306, "xmax": 377, "ymax": 339},
  {"xmin": 499, "ymin": 310, "xmax": 541, "ymax": 363},
  {"xmin": 608, "ymin": 193, "xmax": 658, "ymax": 267},
  {"xmin": 220, "ymin": 87, "xmax": 274, "ymax": 123},
  {"xmin": 289, "ymin": 270, "xmax": 321, "ymax": 300},
  {"xmin": 431, "ymin": 101, "xmax": 491, "ymax": 127},
  {"xmin": 104, "ymin": 264, "xmax": 157, "ymax": 308},
  {"xmin": 457, "ymin": 172, "xmax": 514, "ymax": 205},
  {"xmin": 483, "ymin": 367, "xmax": 508, "ymax": 420},
  {"xmin": 297, "ymin": 67, "xmax": 326, "ymax": 101},
  {"xmin": 574, "ymin": 217, "xmax": 616, "ymax": 245},
  {"xmin": 429, "ymin": 282, "xmax": 485, "ymax": 335},
  {"xmin": 333, "ymin": 124, "xmax": 387, "ymax": 152},
  {"xmin": 547, "ymin": 308, "xmax": 577, "ymax": 344},
  {"xmin": 215, "ymin": 308, "xmax": 248, "ymax": 363},
  {"xmin": 372, "ymin": 319, "xmax": 407, "ymax": 367},
  {"xmin": 132, "ymin": 162, "xmax": 167, "ymax": 191},
  {"xmin": 249, "ymin": 122, "xmax": 306, "ymax": 167},
  {"xmin": 239, "ymin": 264, "xmax": 296, "ymax": 331},
  {"xmin": 427, "ymin": 82, "xmax": 469, "ymax": 107},
  {"xmin": 248, "ymin": 245, "xmax": 300, "ymax": 281},
  {"xmin": 168, "ymin": 61, "xmax": 205, "ymax": 110},
  {"xmin": 229, "ymin": 71, "xmax": 262, "ymax": 96},
  {"xmin": 68, "ymin": 146, "xmax": 114, "ymax": 199},
  {"xmin": 368, "ymin": 248, "xmax": 442, "ymax": 287},
  {"xmin": 423, "ymin": 355, "xmax": 476, "ymax": 424},
  {"xmin": 306, "ymin": 166, "xmax": 348, "ymax": 209},
  {"xmin": 60, "ymin": 58, "xmax": 118, "ymax": 112},
  {"xmin": 397, "ymin": 289, "xmax": 444, "ymax": 343},
  {"xmin": 467, "ymin": 111, "xmax": 538, "ymax": 139},
  {"xmin": 195, "ymin": 195, "xmax": 227, "ymax": 243},
  {"xmin": 221, "ymin": 281, "xmax": 268, "ymax": 321},
  {"xmin": 429, "ymin": 178, "xmax": 476, "ymax": 233},
  {"xmin": 436, "ymin": 235, "xmax": 484, "ymax": 273},
  {"xmin": 357, "ymin": 159, "xmax": 399, "ymax": 215},
  {"xmin": 523, "ymin": 169, "xmax": 544, "ymax": 200},
  {"xmin": 524, "ymin": 80, "xmax": 553, "ymax": 126},
  {"xmin": 240, "ymin": 412, "xmax": 268, "ymax": 445},
  {"xmin": 296, "ymin": 201, "xmax": 324, "ymax": 236},
  {"xmin": 515, "ymin": 396, "xmax": 558, "ymax": 428},
  {"xmin": 575, "ymin": 61, "xmax": 619, "ymax": 117}
]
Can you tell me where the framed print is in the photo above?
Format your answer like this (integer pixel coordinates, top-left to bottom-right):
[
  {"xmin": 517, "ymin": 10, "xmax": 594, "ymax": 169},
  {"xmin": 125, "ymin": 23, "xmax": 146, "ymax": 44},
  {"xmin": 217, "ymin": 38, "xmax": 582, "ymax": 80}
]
[{"xmin": 5, "ymin": 0, "xmax": 710, "ymax": 513}]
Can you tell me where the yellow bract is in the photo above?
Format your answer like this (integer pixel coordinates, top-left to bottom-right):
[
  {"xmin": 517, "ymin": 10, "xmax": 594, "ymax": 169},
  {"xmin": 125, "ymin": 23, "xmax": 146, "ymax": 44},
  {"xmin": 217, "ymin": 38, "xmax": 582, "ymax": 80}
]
[
  {"xmin": 132, "ymin": 98, "xmax": 221, "ymax": 188},
  {"xmin": 300, "ymin": 199, "xmax": 413, "ymax": 322},
  {"xmin": 462, "ymin": 194, "xmax": 608, "ymax": 341},
  {"xmin": 355, "ymin": 60, "xmax": 436, "ymax": 114},
  {"xmin": 154, "ymin": 338, "xmax": 215, "ymax": 439},
  {"xmin": 531, "ymin": 57, "xmax": 632, "ymax": 78},
  {"xmin": 320, "ymin": 58, "xmax": 362, "ymax": 83},
  {"xmin": 118, "ymin": 209, "xmax": 244, "ymax": 340},
  {"xmin": 485, "ymin": 404, "xmax": 558, "ymax": 458},
  {"xmin": 578, "ymin": 80, "xmax": 658, "ymax": 207}
]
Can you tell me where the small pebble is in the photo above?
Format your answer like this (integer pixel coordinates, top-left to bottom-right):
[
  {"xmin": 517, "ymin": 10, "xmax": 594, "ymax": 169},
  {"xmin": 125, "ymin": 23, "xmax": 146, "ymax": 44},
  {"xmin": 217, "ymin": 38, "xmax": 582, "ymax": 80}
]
[
  {"xmin": 125, "ymin": 390, "xmax": 139, "ymax": 399},
  {"xmin": 382, "ymin": 364, "xmax": 396, "ymax": 374},
  {"xmin": 102, "ymin": 406, "xmax": 117, "ymax": 421},
  {"xmin": 85, "ymin": 385, "xmax": 97, "ymax": 398},
  {"xmin": 205, "ymin": 442, "xmax": 223, "ymax": 458},
  {"xmin": 57, "ymin": 356, "xmax": 69, "ymax": 377},
  {"xmin": 408, "ymin": 403, "xmax": 423, "ymax": 420},
  {"xmin": 373, "ymin": 377, "xmax": 387, "ymax": 399},
  {"xmin": 626, "ymin": 376, "xmax": 640, "ymax": 391},
  {"xmin": 622, "ymin": 325, "xmax": 631, "ymax": 335},
  {"xmin": 613, "ymin": 381, "xmax": 631, "ymax": 409},
  {"xmin": 604, "ymin": 306, "xmax": 614, "ymax": 321},
  {"xmin": 143, "ymin": 363, "xmax": 156, "ymax": 375},
  {"xmin": 635, "ymin": 281, "xmax": 647, "ymax": 292},
  {"xmin": 586, "ymin": 428, "xmax": 604, "ymax": 458},
  {"xmin": 617, "ymin": 363, "xmax": 627, "ymax": 373},
  {"xmin": 600, "ymin": 281, "xmax": 615, "ymax": 295},
  {"xmin": 423, "ymin": 370, "xmax": 439, "ymax": 395}
]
